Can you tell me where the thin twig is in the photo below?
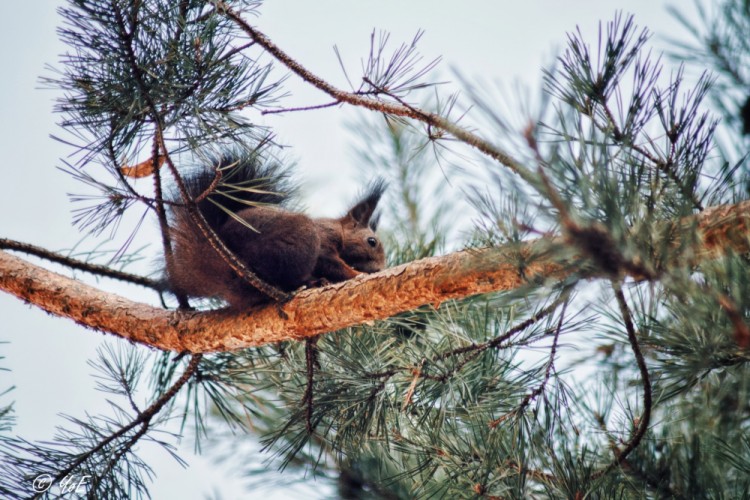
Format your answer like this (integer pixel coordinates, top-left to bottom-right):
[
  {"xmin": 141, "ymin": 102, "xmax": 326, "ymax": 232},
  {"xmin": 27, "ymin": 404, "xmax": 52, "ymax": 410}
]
[
  {"xmin": 33, "ymin": 354, "xmax": 202, "ymax": 499},
  {"xmin": 0, "ymin": 238, "xmax": 160, "ymax": 291},
  {"xmin": 213, "ymin": 1, "xmax": 534, "ymax": 184},
  {"xmin": 303, "ymin": 336, "xmax": 319, "ymax": 434},
  {"xmin": 261, "ymin": 101, "xmax": 342, "ymax": 115},
  {"xmin": 435, "ymin": 289, "xmax": 572, "ymax": 362},
  {"xmin": 260, "ymin": 89, "xmax": 383, "ymax": 115},
  {"xmin": 149, "ymin": 133, "xmax": 190, "ymax": 308},
  {"xmin": 194, "ymin": 168, "xmax": 223, "ymax": 204},
  {"xmin": 489, "ymin": 298, "xmax": 568, "ymax": 428},
  {"xmin": 592, "ymin": 282, "xmax": 652, "ymax": 479},
  {"xmin": 368, "ymin": 290, "xmax": 572, "ymax": 386},
  {"xmin": 594, "ymin": 412, "xmax": 680, "ymax": 498}
]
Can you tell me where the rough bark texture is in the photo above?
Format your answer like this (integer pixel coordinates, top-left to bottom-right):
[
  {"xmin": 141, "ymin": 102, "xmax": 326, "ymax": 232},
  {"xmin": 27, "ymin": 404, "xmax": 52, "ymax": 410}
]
[
  {"xmin": 0, "ymin": 245, "xmax": 559, "ymax": 353},
  {"xmin": 1, "ymin": 199, "xmax": 749, "ymax": 353}
]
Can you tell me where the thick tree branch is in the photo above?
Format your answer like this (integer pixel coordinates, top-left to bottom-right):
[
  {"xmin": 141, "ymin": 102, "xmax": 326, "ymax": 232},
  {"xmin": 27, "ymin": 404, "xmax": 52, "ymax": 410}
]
[
  {"xmin": 0, "ymin": 243, "xmax": 559, "ymax": 353},
  {"xmin": 1, "ymin": 198, "xmax": 749, "ymax": 353}
]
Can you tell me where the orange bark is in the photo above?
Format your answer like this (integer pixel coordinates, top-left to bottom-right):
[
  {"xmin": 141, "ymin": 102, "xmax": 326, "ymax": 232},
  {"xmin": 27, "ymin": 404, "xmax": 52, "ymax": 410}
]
[{"xmin": 1, "ymin": 199, "xmax": 749, "ymax": 353}]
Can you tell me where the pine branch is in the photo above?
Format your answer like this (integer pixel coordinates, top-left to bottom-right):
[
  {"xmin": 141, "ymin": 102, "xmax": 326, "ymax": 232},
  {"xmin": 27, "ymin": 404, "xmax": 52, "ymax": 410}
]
[
  {"xmin": 303, "ymin": 336, "xmax": 319, "ymax": 435},
  {"xmin": 212, "ymin": 1, "xmax": 536, "ymax": 185},
  {"xmin": 2, "ymin": 198, "xmax": 750, "ymax": 353},
  {"xmin": 148, "ymin": 133, "xmax": 189, "ymax": 309},
  {"xmin": 592, "ymin": 283, "xmax": 652, "ymax": 479},
  {"xmin": 31, "ymin": 353, "xmax": 202, "ymax": 498},
  {"xmin": 488, "ymin": 297, "xmax": 568, "ymax": 428}
]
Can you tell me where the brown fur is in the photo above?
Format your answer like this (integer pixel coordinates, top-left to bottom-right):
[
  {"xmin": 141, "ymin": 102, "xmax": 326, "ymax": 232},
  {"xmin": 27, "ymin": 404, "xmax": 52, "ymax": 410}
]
[{"xmin": 167, "ymin": 171, "xmax": 386, "ymax": 309}]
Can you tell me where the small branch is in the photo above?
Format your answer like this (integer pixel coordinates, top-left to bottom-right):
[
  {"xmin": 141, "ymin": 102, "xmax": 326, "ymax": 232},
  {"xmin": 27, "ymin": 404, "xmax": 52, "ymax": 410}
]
[
  {"xmin": 361, "ymin": 76, "xmax": 432, "ymax": 122},
  {"xmin": 260, "ymin": 89, "xmax": 383, "ymax": 115},
  {"xmin": 0, "ymin": 238, "xmax": 160, "ymax": 291},
  {"xmin": 34, "ymin": 354, "xmax": 202, "ymax": 498},
  {"xmin": 214, "ymin": 1, "xmax": 535, "ymax": 184},
  {"xmin": 592, "ymin": 283, "xmax": 652, "ymax": 479},
  {"xmin": 261, "ymin": 101, "xmax": 342, "ymax": 115},
  {"xmin": 489, "ymin": 298, "xmax": 568, "ymax": 428},
  {"xmin": 303, "ymin": 336, "xmax": 319, "ymax": 434},
  {"xmin": 367, "ymin": 294, "xmax": 567, "ymax": 388},
  {"xmin": 445, "ymin": 289, "xmax": 570, "ymax": 360},
  {"xmin": 216, "ymin": 41, "xmax": 255, "ymax": 65},
  {"xmin": 419, "ymin": 291, "xmax": 571, "ymax": 384},
  {"xmin": 193, "ymin": 167, "xmax": 223, "ymax": 204},
  {"xmin": 594, "ymin": 412, "xmax": 680, "ymax": 498},
  {"xmin": 149, "ymin": 133, "xmax": 189, "ymax": 309}
]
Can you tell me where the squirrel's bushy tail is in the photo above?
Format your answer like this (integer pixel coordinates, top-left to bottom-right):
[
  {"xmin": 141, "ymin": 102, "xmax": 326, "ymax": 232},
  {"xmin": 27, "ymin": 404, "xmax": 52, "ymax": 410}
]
[
  {"xmin": 177, "ymin": 149, "xmax": 297, "ymax": 230},
  {"xmin": 165, "ymin": 149, "xmax": 297, "ymax": 306}
]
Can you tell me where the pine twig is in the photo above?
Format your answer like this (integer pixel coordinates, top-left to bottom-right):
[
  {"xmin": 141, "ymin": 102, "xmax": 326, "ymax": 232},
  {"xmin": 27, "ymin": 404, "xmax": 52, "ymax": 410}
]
[
  {"xmin": 592, "ymin": 283, "xmax": 652, "ymax": 479},
  {"xmin": 303, "ymin": 337, "xmax": 319, "ymax": 434},
  {"xmin": 33, "ymin": 354, "xmax": 203, "ymax": 498},
  {"xmin": 488, "ymin": 298, "xmax": 568, "ymax": 428},
  {"xmin": 148, "ymin": 133, "xmax": 190, "ymax": 309},
  {"xmin": 261, "ymin": 101, "xmax": 342, "ymax": 115},
  {"xmin": 366, "ymin": 291, "xmax": 570, "ymax": 386},
  {"xmin": 593, "ymin": 412, "xmax": 681, "ymax": 498},
  {"xmin": 0, "ymin": 238, "xmax": 160, "ymax": 291},
  {"xmin": 213, "ymin": 1, "xmax": 535, "ymax": 184}
]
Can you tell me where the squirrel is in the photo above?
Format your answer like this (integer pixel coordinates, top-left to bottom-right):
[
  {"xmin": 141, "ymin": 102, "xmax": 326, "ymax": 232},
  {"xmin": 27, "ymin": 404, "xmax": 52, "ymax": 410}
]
[{"xmin": 165, "ymin": 151, "xmax": 386, "ymax": 309}]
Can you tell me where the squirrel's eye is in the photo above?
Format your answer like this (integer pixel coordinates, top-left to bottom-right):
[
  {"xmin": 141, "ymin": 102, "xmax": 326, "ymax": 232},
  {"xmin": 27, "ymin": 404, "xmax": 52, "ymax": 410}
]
[{"xmin": 367, "ymin": 237, "xmax": 378, "ymax": 248}]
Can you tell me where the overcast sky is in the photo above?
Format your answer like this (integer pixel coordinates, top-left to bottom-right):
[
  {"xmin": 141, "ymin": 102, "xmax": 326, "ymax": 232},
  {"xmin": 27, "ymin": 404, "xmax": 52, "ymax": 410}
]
[{"xmin": 0, "ymin": 1, "xmax": 701, "ymax": 498}]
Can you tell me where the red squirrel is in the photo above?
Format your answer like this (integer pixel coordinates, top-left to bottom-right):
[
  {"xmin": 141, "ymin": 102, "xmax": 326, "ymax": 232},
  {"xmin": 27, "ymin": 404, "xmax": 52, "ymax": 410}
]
[{"xmin": 166, "ymin": 151, "xmax": 386, "ymax": 308}]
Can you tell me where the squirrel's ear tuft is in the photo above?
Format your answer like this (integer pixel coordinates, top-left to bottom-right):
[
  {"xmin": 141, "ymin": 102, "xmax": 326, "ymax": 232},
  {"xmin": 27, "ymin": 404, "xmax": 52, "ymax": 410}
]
[
  {"xmin": 347, "ymin": 178, "xmax": 387, "ymax": 226},
  {"xmin": 369, "ymin": 212, "xmax": 382, "ymax": 231}
]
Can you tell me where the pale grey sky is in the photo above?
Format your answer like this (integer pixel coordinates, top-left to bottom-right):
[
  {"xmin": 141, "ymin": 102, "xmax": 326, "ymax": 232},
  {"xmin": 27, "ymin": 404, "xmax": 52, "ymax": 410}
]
[{"xmin": 0, "ymin": 1, "xmax": 700, "ymax": 498}]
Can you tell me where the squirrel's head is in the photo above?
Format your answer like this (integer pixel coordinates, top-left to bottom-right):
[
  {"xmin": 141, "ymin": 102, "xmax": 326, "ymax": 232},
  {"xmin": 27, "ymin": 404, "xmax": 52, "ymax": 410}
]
[{"xmin": 338, "ymin": 179, "xmax": 387, "ymax": 273}]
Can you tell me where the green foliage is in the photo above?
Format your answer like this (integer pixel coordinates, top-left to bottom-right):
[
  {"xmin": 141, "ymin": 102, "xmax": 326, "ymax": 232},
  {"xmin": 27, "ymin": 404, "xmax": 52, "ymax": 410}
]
[
  {"xmin": 0, "ymin": 344, "xmax": 185, "ymax": 498},
  {"xmin": 48, "ymin": 0, "xmax": 283, "ymax": 238}
]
